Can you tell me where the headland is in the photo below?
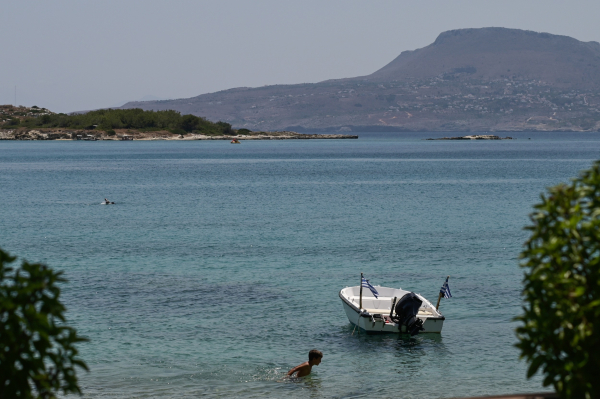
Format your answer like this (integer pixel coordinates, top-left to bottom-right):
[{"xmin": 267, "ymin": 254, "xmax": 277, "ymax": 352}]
[
  {"xmin": 426, "ymin": 135, "xmax": 513, "ymax": 140},
  {"xmin": 0, "ymin": 128, "xmax": 357, "ymax": 141},
  {"xmin": 0, "ymin": 105, "xmax": 356, "ymax": 140}
]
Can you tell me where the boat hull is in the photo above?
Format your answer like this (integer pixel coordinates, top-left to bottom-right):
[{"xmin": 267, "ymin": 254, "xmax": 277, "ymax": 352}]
[{"xmin": 340, "ymin": 288, "xmax": 444, "ymax": 334}]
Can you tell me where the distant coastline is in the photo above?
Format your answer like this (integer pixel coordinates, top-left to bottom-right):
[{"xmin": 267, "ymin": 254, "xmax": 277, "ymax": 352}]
[
  {"xmin": 0, "ymin": 106, "xmax": 357, "ymax": 140},
  {"xmin": 426, "ymin": 134, "xmax": 513, "ymax": 140},
  {"xmin": 0, "ymin": 128, "xmax": 358, "ymax": 141}
]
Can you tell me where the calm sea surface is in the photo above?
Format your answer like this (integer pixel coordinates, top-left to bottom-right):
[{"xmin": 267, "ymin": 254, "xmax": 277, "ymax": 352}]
[{"xmin": 1, "ymin": 132, "xmax": 598, "ymax": 398}]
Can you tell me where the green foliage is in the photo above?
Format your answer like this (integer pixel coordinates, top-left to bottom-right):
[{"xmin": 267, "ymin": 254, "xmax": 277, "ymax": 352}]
[
  {"xmin": 105, "ymin": 129, "xmax": 116, "ymax": 136},
  {"xmin": 216, "ymin": 121, "xmax": 233, "ymax": 135},
  {"xmin": 7, "ymin": 118, "xmax": 20, "ymax": 126},
  {"xmin": 180, "ymin": 114, "xmax": 200, "ymax": 132},
  {"xmin": 517, "ymin": 161, "xmax": 600, "ymax": 399},
  {"xmin": 0, "ymin": 249, "xmax": 88, "ymax": 398},
  {"xmin": 236, "ymin": 128, "xmax": 251, "ymax": 135},
  {"xmin": 18, "ymin": 108, "xmax": 234, "ymax": 135}
]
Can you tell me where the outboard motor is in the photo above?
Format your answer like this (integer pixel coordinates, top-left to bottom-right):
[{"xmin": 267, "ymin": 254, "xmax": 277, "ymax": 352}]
[{"xmin": 391, "ymin": 292, "xmax": 425, "ymax": 336}]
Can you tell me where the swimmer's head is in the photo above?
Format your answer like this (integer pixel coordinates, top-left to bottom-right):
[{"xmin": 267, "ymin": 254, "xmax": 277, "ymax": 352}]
[{"xmin": 308, "ymin": 349, "xmax": 322, "ymax": 365}]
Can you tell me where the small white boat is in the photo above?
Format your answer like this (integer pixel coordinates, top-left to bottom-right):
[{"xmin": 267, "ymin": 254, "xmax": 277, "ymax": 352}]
[{"xmin": 339, "ymin": 285, "xmax": 445, "ymax": 334}]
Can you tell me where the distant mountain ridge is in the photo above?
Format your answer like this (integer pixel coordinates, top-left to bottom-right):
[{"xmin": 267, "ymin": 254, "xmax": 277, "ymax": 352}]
[
  {"xmin": 121, "ymin": 28, "xmax": 600, "ymax": 132},
  {"xmin": 362, "ymin": 28, "xmax": 600, "ymax": 88}
]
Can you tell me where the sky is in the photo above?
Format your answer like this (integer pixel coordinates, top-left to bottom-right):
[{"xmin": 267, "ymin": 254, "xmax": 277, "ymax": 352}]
[{"xmin": 2, "ymin": 0, "xmax": 600, "ymax": 113}]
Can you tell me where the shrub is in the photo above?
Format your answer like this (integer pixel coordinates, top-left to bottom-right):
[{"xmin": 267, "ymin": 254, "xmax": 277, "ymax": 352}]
[
  {"xmin": 180, "ymin": 114, "xmax": 200, "ymax": 132},
  {"xmin": 517, "ymin": 161, "xmax": 600, "ymax": 399},
  {"xmin": 216, "ymin": 121, "xmax": 234, "ymax": 135},
  {"xmin": 106, "ymin": 129, "xmax": 116, "ymax": 136},
  {"xmin": 0, "ymin": 248, "xmax": 88, "ymax": 398},
  {"xmin": 237, "ymin": 128, "xmax": 251, "ymax": 135}
]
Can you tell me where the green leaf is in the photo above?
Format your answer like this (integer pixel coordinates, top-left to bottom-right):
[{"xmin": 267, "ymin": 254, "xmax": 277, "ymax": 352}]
[
  {"xmin": 0, "ymin": 248, "xmax": 88, "ymax": 398},
  {"xmin": 517, "ymin": 160, "xmax": 600, "ymax": 399}
]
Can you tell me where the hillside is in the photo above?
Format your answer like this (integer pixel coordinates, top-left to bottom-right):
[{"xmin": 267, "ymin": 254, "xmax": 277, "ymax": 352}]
[
  {"xmin": 121, "ymin": 28, "xmax": 600, "ymax": 132},
  {"xmin": 1, "ymin": 105, "xmax": 54, "ymax": 123}
]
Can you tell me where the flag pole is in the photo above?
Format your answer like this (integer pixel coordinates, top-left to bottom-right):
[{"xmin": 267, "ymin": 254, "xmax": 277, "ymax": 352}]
[
  {"xmin": 359, "ymin": 272, "xmax": 363, "ymax": 310},
  {"xmin": 435, "ymin": 292, "xmax": 443, "ymax": 311},
  {"xmin": 436, "ymin": 275, "xmax": 449, "ymax": 311}
]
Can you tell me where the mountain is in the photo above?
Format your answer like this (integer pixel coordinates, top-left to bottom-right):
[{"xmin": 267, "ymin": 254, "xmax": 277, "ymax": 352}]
[
  {"xmin": 121, "ymin": 28, "xmax": 600, "ymax": 132},
  {"xmin": 109, "ymin": 95, "xmax": 172, "ymax": 109},
  {"xmin": 363, "ymin": 28, "xmax": 600, "ymax": 87}
]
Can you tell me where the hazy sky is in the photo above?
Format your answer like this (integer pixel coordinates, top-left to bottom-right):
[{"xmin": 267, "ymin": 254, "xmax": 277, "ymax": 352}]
[{"xmin": 2, "ymin": 0, "xmax": 600, "ymax": 113}]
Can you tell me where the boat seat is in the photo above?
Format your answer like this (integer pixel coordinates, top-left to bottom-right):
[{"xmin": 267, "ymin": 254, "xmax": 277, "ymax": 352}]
[
  {"xmin": 362, "ymin": 308, "xmax": 390, "ymax": 315},
  {"xmin": 362, "ymin": 308, "xmax": 434, "ymax": 316}
]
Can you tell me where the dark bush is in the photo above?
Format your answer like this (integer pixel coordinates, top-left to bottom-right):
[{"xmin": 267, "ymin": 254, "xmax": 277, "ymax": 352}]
[
  {"xmin": 180, "ymin": 114, "xmax": 200, "ymax": 132},
  {"xmin": 237, "ymin": 128, "xmax": 252, "ymax": 135},
  {"xmin": 216, "ymin": 121, "xmax": 234, "ymax": 135},
  {"xmin": 106, "ymin": 129, "xmax": 116, "ymax": 136},
  {"xmin": 517, "ymin": 161, "xmax": 600, "ymax": 398},
  {"xmin": 0, "ymin": 248, "xmax": 88, "ymax": 398}
]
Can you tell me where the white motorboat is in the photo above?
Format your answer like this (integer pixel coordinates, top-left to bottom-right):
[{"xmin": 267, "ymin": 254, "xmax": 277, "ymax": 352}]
[{"xmin": 339, "ymin": 284, "xmax": 445, "ymax": 334}]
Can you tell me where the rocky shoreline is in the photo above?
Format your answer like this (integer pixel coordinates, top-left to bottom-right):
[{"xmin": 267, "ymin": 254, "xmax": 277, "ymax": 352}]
[
  {"xmin": 0, "ymin": 129, "xmax": 358, "ymax": 141},
  {"xmin": 426, "ymin": 134, "xmax": 513, "ymax": 140}
]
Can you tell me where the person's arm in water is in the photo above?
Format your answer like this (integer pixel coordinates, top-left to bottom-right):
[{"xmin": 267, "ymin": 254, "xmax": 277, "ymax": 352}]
[{"xmin": 287, "ymin": 361, "xmax": 311, "ymax": 377}]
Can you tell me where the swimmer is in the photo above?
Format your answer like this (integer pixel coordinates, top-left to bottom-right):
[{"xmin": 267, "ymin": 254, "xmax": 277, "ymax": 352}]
[{"xmin": 287, "ymin": 350, "xmax": 322, "ymax": 378}]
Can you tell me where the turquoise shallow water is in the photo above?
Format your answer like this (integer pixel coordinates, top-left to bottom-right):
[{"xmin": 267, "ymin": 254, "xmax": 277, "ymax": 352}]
[{"xmin": 1, "ymin": 132, "xmax": 599, "ymax": 398}]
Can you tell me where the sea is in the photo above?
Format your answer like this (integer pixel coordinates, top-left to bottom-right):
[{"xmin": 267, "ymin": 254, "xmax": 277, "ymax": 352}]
[{"xmin": 1, "ymin": 132, "xmax": 598, "ymax": 398}]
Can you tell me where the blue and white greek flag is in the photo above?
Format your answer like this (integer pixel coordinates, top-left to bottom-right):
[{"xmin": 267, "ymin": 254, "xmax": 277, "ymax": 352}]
[
  {"xmin": 440, "ymin": 276, "xmax": 452, "ymax": 299},
  {"xmin": 361, "ymin": 277, "xmax": 379, "ymax": 298}
]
